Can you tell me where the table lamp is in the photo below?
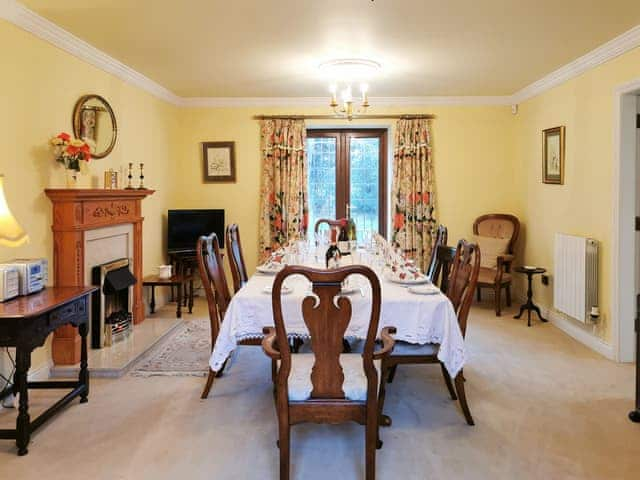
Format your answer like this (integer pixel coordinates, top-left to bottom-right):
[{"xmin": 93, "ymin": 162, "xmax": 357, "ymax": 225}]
[{"xmin": 0, "ymin": 174, "xmax": 29, "ymax": 247}]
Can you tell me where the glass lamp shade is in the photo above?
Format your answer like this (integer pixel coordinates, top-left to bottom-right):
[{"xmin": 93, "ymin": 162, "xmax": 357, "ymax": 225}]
[{"xmin": 0, "ymin": 175, "xmax": 29, "ymax": 247}]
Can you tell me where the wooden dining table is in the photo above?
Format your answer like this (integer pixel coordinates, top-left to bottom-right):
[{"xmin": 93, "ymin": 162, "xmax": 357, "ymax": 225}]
[{"xmin": 209, "ymin": 259, "xmax": 466, "ymax": 379}]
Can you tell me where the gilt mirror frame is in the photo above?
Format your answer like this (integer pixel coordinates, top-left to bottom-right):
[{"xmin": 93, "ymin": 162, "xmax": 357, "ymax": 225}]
[{"xmin": 72, "ymin": 94, "xmax": 118, "ymax": 159}]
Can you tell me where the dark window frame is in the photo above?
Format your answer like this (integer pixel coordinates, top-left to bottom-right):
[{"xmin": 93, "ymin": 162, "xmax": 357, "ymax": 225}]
[{"xmin": 307, "ymin": 129, "xmax": 388, "ymax": 236}]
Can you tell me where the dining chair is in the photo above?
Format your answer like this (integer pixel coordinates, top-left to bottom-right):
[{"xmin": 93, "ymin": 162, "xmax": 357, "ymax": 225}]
[
  {"xmin": 473, "ymin": 213, "xmax": 520, "ymax": 316},
  {"xmin": 425, "ymin": 225, "xmax": 447, "ymax": 280},
  {"xmin": 427, "ymin": 245, "xmax": 457, "ymax": 295},
  {"xmin": 197, "ymin": 232, "xmax": 263, "ymax": 399},
  {"xmin": 262, "ymin": 265, "xmax": 396, "ymax": 480},
  {"xmin": 378, "ymin": 239, "xmax": 481, "ymax": 426},
  {"xmin": 226, "ymin": 223, "xmax": 248, "ymax": 293}
]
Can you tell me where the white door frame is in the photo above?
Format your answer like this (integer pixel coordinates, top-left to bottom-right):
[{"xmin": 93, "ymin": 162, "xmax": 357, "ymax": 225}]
[{"xmin": 612, "ymin": 78, "xmax": 640, "ymax": 362}]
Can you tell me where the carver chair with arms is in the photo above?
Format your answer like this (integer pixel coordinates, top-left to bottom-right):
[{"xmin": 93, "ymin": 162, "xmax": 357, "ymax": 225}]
[{"xmin": 262, "ymin": 265, "xmax": 395, "ymax": 480}]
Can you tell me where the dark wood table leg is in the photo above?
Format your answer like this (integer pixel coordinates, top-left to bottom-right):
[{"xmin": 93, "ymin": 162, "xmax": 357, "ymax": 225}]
[
  {"xmin": 176, "ymin": 284, "xmax": 182, "ymax": 318},
  {"xmin": 532, "ymin": 304, "xmax": 547, "ymax": 323},
  {"xmin": 149, "ymin": 285, "xmax": 156, "ymax": 314},
  {"xmin": 15, "ymin": 348, "xmax": 31, "ymax": 456},
  {"xmin": 183, "ymin": 281, "xmax": 188, "ymax": 307},
  {"xmin": 79, "ymin": 322, "xmax": 90, "ymax": 403},
  {"xmin": 514, "ymin": 272, "xmax": 547, "ymax": 326},
  {"xmin": 188, "ymin": 279, "xmax": 194, "ymax": 314}
]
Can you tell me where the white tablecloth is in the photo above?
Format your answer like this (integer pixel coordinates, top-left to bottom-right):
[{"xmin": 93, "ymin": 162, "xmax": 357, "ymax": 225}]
[{"xmin": 209, "ymin": 267, "xmax": 466, "ymax": 378}]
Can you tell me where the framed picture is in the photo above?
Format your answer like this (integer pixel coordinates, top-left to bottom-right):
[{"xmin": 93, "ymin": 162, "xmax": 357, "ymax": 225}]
[
  {"xmin": 542, "ymin": 126, "xmax": 565, "ymax": 184},
  {"xmin": 202, "ymin": 141, "xmax": 236, "ymax": 182}
]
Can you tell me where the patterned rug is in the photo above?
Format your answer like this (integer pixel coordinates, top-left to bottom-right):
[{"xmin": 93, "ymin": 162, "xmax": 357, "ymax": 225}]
[{"xmin": 131, "ymin": 318, "xmax": 210, "ymax": 377}]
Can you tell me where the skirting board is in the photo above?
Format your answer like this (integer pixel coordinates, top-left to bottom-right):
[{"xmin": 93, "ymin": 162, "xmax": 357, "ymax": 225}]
[{"xmin": 513, "ymin": 293, "xmax": 615, "ymax": 360}]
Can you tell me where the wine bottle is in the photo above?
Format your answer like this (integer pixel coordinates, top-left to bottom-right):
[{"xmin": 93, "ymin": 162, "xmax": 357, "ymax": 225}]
[{"xmin": 338, "ymin": 225, "xmax": 350, "ymax": 255}]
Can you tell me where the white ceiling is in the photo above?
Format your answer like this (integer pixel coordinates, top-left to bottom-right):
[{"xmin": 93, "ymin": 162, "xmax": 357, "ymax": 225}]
[{"xmin": 16, "ymin": 0, "xmax": 640, "ymax": 98}]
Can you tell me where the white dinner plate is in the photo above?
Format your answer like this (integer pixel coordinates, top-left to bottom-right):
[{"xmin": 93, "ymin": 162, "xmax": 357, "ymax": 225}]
[
  {"xmin": 408, "ymin": 284, "xmax": 440, "ymax": 295},
  {"xmin": 262, "ymin": 285, "xmax": 292, "ymax": 295},
  {"xmin": 385, "ymin": 274, "xmax": 431, "ymax": 286},
  {"xmin": 256, "ymin": 263, "xmax": 285, "ymax": 274}
]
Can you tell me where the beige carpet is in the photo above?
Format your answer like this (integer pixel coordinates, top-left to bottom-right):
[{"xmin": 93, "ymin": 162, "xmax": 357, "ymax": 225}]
[{"xmin": 0, "ymin": 298, "xmax": 638, "ymax": 480}]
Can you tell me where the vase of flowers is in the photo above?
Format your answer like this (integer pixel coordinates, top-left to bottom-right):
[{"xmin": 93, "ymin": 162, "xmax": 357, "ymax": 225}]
[{"xmin": 50, "ymin": 132, "xmax": 93, "ymax": 188}]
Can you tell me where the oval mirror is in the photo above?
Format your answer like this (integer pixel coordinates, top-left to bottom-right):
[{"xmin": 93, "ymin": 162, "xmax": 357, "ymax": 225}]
[{"xmin": 72, "ymin": 94, "xmax": 117, "ymax": 159}]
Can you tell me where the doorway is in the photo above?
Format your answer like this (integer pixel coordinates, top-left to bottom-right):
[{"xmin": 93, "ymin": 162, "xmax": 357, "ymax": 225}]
[
  {"xmin": 306, "ymin": 129, "xmax": 387, "ymax": 238},
  {"xmin": 614, "ymin": 85, "xmax": 640, "ymax": 362}
]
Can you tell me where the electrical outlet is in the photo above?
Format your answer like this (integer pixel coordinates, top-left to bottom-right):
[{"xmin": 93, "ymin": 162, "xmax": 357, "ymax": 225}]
[{"xmin": 541, "ymin": 274, "xmax": 550, "ymax": 286}]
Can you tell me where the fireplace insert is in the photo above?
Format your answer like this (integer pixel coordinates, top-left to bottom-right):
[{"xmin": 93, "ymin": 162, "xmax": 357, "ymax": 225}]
[{"xmin": 91, "ymin": 258, "xmax": 136, "ymax": 349}]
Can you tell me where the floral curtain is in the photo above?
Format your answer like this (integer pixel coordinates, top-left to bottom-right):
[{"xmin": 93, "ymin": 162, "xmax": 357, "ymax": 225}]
[
  {"xmin": 391, "ymin": 118, "xmax": 436, "ymax": 271},
  {"xmin": 258, "ymin": 119, "xmax": 309, "ymax": 258}
]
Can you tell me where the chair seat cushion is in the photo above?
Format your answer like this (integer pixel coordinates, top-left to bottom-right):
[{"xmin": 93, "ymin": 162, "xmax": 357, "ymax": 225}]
[
  {"xmin": 473, "ymin": 235, "xmax": 510, "ymax": 269},
  {"xmin": 390, "ymin": 341, "xmax": 439, "ymax": 356},
  {"xmin": 278, "ymin": 354, "xmax": 379, "ymax": 402},
  {"xmin": 478, "ymin": 267, "xmax": 512, "ymax": 285}
]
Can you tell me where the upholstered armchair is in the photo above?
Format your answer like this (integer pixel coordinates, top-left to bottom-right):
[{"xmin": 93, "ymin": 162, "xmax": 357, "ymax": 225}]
[{"xmin": 473, "ymin": 214, "xmax": 520, "ymax": 316}]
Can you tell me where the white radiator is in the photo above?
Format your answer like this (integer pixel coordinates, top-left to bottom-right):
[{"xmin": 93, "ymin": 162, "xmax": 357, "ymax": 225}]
[{"xmin": 553, "ymin": 233, "xmax": 599, "ymax": 323}]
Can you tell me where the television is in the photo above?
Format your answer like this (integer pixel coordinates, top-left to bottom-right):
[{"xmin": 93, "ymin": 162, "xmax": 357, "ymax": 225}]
[{"xmin": 167, "ymin": 209, "xmax": 225, "ymax": 252}]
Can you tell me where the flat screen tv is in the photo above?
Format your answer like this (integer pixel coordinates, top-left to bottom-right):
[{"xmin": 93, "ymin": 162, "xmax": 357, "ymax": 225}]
[{"xmin": 167, "ymin": 209, "xmax": 225, "ymax": 252}]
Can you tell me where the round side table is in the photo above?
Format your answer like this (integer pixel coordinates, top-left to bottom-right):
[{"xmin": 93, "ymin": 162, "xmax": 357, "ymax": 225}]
[{"xmin": 514, "ymin": 266, "xmax": 548, "ymax": 327}]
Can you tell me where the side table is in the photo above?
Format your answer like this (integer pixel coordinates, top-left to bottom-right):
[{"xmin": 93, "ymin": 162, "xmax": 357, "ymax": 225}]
[
  {"xmin": 143, "ymin": 274, "xmax": 193, "ymax": 318},
  {"xmin": 514, "ymin": 266, "xmax": 548, "ymax": 327}
]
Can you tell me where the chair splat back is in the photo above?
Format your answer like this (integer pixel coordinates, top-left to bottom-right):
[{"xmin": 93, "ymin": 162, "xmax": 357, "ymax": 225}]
[
  {"xmin": 226, "ymin": 224, "xmax": 248, "ymax": 293},
  {"xmin": 196, "ymin": 233, "xmax": 232, "ymax": 345},
  {"xmin": 272, "ymin": 265, "xmax": 381, "ymax": 400},
  {"xmin": 433, "ymin": 245, "xmax": 457, "ymax": 294},
  {"xmin": 447, "ymin": 240, "xmax": 481, "ymax": 337},
  {"xmin": 426, "ymin": 224, "xmax": 448, "ymax": 279}
]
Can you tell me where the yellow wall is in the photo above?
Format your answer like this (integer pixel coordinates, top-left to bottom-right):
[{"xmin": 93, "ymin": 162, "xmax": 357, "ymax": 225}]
[
  {"xmin": 0, "ymin": 20, "xmax": 178, "ymax": 372},
  {"xmin": 4, "ymin": 12, "xmax": 639, "ymax": 374},
  {"xmin": 175, "ymin": 105, "xmax": 518, "ymax": 274},
  {"xmin": 514, "ymin": 46, "xmax": 640, "ymax": 343}
]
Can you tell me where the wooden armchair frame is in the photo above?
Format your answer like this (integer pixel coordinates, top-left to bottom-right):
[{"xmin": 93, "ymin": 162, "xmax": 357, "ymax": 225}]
[{"xmin": 473, "ymin": 213, "xmax": 520, "ymax": 316}]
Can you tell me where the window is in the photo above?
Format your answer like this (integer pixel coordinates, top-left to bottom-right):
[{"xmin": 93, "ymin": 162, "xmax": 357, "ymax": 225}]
[{"xmin": 307, "ymin": 129, "xmax": 387, "ymax": 239}]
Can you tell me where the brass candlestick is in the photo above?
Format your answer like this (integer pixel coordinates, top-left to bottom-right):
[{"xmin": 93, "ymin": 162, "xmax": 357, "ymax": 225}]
[
  {"xmin": 125, "ymin": 162, "xmax": 134, "ymax": 189},
  {"xmin": 137, "ymin": 163, "xmax": 145, "ymax": 189}
]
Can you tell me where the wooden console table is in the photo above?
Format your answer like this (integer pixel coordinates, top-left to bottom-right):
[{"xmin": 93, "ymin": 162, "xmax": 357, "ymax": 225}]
[{"xmin": 0, "ymin": 286, "xmax": 97, "ymax": 455}]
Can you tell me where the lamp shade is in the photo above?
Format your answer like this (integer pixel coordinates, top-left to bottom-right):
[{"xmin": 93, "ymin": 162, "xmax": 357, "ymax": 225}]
[{"xmin": 0, "ymin": 175, "xmax": 29, "ymax": 247}]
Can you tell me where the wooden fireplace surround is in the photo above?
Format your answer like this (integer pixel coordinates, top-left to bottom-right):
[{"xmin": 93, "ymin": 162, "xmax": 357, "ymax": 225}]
[{"xmin": 45, "ymin": 189, "xmax": 154, "ymax": 365}]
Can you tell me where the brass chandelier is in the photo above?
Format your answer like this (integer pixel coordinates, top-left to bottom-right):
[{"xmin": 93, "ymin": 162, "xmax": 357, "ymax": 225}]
[{"xmin": 319, "ymin": 58, "xmax": 381, "ymax": 120}]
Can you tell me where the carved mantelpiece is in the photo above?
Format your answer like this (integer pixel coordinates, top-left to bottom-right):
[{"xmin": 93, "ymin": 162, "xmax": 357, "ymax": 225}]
[{"xmin": 45, "ymin": 188, "xmax": 154, "ymax": 365}]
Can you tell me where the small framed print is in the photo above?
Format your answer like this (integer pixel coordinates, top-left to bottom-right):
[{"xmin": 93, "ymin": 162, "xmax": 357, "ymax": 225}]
[
  {"xmin": 202, "ymin": 141, "xmax": 236, "ymax": 182},
  {"xmin": 542, "ymin": 126, "xmax": 565, "ymax": 184}
]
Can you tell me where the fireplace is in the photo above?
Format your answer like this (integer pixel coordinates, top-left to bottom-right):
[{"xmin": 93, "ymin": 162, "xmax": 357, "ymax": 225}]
[
  {"xmin": 45, "ymin": 188, "xmax": 154, "ymax": 364},
  {"xmin": 91, "ymin": 258, "xmax": 137, "ymax": 348}
]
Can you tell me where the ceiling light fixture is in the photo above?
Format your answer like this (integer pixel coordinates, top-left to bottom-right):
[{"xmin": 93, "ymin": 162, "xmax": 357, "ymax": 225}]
[{"xmin": 319, "ymin": 58, "xmax": 381, "ymax": 120}]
